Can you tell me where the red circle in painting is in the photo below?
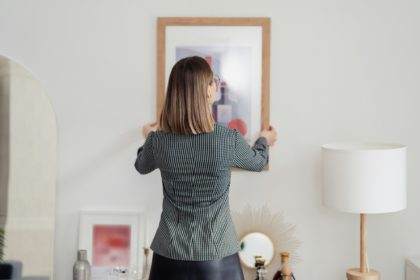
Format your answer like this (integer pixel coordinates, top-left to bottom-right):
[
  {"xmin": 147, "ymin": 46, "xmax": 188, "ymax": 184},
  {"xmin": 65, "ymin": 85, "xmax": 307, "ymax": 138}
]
[{"xmin": 228, "ymin": 118, "xmax": 247, "ymax": 136}]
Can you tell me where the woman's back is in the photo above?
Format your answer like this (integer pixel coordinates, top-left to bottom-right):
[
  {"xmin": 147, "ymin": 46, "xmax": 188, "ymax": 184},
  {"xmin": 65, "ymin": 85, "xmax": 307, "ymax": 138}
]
[{"xmin": 135, "ymin": 123, "xmax": 269, "ymax": 260}]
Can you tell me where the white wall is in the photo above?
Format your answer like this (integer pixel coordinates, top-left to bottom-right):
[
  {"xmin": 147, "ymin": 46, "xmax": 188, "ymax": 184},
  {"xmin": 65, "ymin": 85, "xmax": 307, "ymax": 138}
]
[{"xmin": 1, "ymin": 0, "xmax": 419, "ymax": 279}]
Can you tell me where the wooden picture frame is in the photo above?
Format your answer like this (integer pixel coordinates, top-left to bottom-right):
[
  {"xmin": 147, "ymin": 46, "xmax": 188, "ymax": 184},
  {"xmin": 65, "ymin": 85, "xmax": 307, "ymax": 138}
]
[{"xmin": 156, "ymin": 17, "xmax": 271, "ymax": 169}]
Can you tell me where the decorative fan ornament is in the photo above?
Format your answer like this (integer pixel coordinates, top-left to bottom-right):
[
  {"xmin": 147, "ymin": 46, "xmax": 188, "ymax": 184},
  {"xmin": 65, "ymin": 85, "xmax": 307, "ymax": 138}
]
[{"xmin": 231, "ymin": 204, "xmax": 301, "ymax": 279}]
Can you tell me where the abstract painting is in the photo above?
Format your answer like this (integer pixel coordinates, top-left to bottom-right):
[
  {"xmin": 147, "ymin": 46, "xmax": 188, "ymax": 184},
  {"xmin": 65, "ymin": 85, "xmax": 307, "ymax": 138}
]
[{"xmin": 157, "ymin": 17, "xmax": 271, "ymax": 145}]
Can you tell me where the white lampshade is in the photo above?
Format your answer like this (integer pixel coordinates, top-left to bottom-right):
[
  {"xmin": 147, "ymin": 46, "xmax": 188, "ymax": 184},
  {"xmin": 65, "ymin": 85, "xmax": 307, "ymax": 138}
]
[{"xmin": 322, "ymin": 142, "xmax": 407, "ymax": 214}]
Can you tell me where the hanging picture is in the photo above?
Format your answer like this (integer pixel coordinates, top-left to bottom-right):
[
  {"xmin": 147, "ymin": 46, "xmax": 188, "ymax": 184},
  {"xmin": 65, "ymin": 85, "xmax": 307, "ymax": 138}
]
[
  {"xmin": 157, "ymin": 17, "xmax": 271, "ymax": 144},
  {"xmin": 78, "ymin": 211, "xmax": 146, "ymax": 279}
]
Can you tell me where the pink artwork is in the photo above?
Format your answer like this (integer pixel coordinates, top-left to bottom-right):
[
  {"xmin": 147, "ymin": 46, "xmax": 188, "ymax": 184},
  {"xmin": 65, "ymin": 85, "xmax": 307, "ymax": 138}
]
[{"xmin": 92, "ymin": 224, "xmax": 131, "ymax": 267}]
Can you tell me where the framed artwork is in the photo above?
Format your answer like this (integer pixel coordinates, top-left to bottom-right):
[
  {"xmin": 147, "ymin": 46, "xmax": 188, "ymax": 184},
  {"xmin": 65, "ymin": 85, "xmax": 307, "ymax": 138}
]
[
  {"xmin": 78, "ymin": 211, "xmax": 146, "ymax": 279},
  {"xmin": 157, "ymin": 17, "xmax": 271, "ymax": 145}
]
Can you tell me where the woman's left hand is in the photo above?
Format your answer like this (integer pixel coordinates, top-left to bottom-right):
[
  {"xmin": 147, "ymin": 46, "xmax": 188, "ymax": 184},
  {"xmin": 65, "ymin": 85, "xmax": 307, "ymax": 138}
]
[{"xmin": 142, "ymin": 122, "xmax": 159, "ymax": 138}]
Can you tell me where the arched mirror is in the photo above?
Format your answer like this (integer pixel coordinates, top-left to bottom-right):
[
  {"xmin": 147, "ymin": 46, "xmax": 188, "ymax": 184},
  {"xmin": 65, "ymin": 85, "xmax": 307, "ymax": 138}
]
[
  {"xmin": 0, "ymin": 55, "xmax": 57, "ymax": 279},
  {"xmin": 239, "ymin": 232, "xmax": 274, "ymax": 268}
]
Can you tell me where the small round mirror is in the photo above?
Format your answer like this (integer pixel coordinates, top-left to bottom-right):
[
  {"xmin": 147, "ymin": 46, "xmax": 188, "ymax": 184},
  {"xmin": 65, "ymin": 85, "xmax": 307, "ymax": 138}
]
[{"xmin": 238, "ymin": 232, "xmax": 274, "ymax": 268}]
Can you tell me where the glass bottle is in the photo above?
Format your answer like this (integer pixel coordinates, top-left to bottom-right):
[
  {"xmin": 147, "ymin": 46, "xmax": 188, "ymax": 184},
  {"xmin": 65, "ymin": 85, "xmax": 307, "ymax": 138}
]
[
  {"xmin": 141, "ymin": 247, "xmax": 151, "ymax": 280},
  {"xmin": 272, "ymin": 252, "xmax": 296, "ymax": 280},
  {"xmin": 73, "ymin": 249, "xmax": 91, "ymax": 280}
]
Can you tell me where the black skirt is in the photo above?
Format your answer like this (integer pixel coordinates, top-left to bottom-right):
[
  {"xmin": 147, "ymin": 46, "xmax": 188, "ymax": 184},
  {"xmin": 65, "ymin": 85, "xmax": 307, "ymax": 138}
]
[{"xmin": 149, "ymin": 252, "xmax": 245, "ymax": 280}]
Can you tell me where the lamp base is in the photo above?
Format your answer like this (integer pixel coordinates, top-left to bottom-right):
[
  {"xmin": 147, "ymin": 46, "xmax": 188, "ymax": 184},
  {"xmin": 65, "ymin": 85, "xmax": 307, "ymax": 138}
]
[{"xmin": 346, "ymin": 268, "xmax": 380, "ymax": 280}]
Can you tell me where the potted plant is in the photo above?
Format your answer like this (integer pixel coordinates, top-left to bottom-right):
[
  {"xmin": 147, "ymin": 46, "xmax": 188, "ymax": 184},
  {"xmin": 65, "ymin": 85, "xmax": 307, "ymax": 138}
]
[
  {"xmin": 0, "ymin": 228, "xmax": 3, "ymax": 262},
  {"xmin": 0, "ymin": 228, "xmax": 13, "ymax": 279}
]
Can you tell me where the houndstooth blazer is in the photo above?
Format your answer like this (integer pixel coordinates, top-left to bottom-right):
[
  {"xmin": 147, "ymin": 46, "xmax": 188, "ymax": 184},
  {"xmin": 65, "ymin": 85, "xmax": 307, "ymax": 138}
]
[{"xmin": 134, "ymin": 123, "xmax": 269, "ymax": 261}]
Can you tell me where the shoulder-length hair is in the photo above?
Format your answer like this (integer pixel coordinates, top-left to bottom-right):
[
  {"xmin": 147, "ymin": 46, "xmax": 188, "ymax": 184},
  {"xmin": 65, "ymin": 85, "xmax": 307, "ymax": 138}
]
[{"xmin": 159, "ymin": 56, "xmax": 215, "ymax": 135}]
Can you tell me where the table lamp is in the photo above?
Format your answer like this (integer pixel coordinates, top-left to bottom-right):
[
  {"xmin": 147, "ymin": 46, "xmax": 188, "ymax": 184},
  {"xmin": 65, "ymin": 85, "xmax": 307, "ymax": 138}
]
[{"xmin": 322, "ymin": 142, "xmax": 406, "ymax": 280}]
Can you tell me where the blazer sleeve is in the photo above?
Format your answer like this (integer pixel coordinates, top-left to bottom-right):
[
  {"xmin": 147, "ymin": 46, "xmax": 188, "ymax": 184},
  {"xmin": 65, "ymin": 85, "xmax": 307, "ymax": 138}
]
[
  {"xmin": 134, "ymin": 131, "xmax": 157, "ymax": 174},
  {"xmin": 232, "ymin": 129, "xmax": 269, "ymax": 171}
]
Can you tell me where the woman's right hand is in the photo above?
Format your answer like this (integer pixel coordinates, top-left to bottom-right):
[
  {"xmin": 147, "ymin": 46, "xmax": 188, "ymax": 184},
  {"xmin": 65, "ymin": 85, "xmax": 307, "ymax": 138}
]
[{"xmin": 259, "ymin": 125, "xmax": 277, "ymax": 146}]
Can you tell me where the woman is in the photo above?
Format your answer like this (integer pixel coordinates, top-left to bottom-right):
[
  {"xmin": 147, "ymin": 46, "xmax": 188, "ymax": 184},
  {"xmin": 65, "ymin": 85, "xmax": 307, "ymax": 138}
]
[{"xmin": 135, "ymin": 56, "xmax": 277, "ymax": 280}]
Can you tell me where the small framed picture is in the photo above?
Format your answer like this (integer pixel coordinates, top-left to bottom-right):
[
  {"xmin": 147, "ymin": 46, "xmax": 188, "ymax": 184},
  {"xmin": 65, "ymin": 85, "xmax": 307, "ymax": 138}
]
[
  {"xmin": 157, "ymin": 17, "xmax": 271, "ymax": 145},
  {"xmin": 78, "ymin": 211, "xmax": 146, "ymax": 279}
]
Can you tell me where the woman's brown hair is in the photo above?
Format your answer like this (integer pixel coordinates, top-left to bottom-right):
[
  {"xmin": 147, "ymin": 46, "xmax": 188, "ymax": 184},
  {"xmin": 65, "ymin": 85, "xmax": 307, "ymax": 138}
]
[{"xmin": 159, "ymin": 56, "xmax": 215, "ymax": 135}]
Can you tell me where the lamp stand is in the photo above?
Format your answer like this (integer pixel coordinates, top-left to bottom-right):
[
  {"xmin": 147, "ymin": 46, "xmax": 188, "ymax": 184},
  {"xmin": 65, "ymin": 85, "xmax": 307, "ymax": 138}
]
[{"xmin": 346, "ymin": 214, "xmax": 380, "ymax": 280}]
